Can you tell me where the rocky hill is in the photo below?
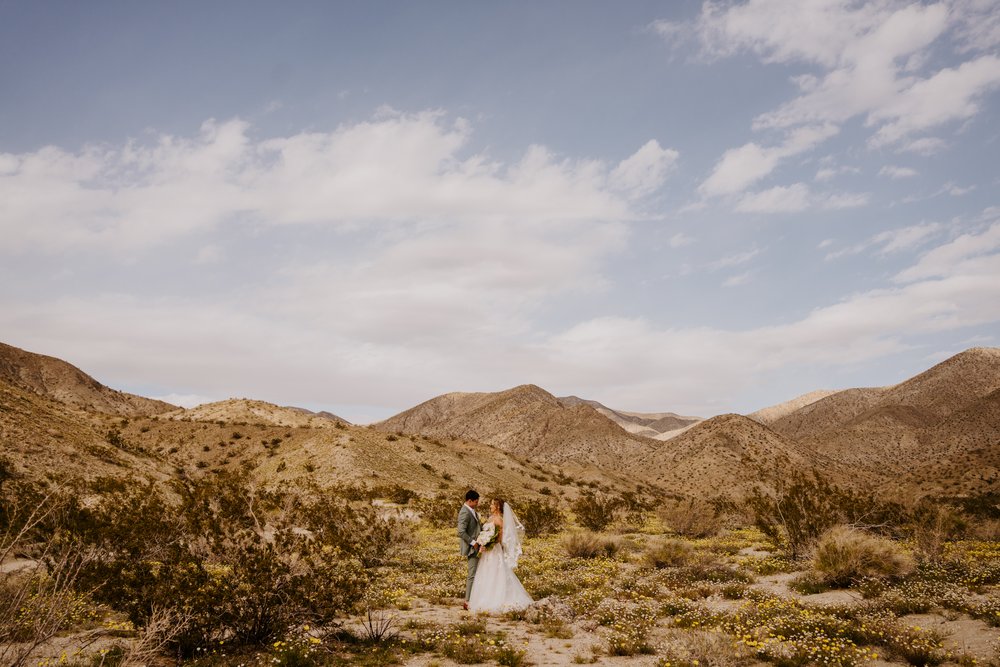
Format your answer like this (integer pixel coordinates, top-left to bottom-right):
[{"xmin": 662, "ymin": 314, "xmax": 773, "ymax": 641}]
[
  {"xmin": 768, "ymin": 348, "xmax": 1000, "ymax": 491},
  {"xmin": 636, "ymin": 413, "xmax": 865, "ymax": 497},
  {"xmin": 166, "ymin": 398, "xmax": 349, "ymax": 428},
  {"xmin": 0, "ymin": 341, "xmax": 175, "ymax": 416},
  {"xmin": 748, "ymin": 389, "xmax": 839, "ymax": 426},
  {"xmin": 558, "ymin": 395, "xmax": 702, "ymax": 440},
  {"xmin": 376, "ymin": 384, "xmax": 656, "ymax": 473}
]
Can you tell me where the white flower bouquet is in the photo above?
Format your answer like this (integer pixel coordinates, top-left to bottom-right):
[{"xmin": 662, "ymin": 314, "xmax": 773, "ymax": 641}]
[{"xmin": 473, "ymin": 523, "xmax": 499, "ymax": 551}]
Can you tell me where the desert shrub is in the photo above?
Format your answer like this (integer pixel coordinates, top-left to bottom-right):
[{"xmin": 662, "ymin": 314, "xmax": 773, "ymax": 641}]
[
  {"xmin": 746, "ymin": 471, "xmax": 906, "ymax": 559},
  {"xmin": 908, "ymin": 501, "xmax": 967, "ymax": 562},
  {"xmin": 415, "ymin": 493, "xmax": 461, "ymax": 528},
  {"xmin": 0, "ymin": 475, "xmax": 95, "ymax": 667},
  {"xmin": 517, "ymin": 498, "xmax": 565, "ymax": 537},
  {"xmin": 645, "ymin": 538, "xmax": 694, "ymax": 569},
  {"xmin": 572, "ymin": 492, "xmax": 620, "ymax": 531},
  {"xmin": 562, "ymin": 531, "xmax": 620, "ymax": 559},
  {"xmin": 812, "ymin": 526, "xmax": 914, "ymax": 587},
  {"xmin": 616, "ymin": 490, "xmax": 659, "ymax": 527},
  {"xmin": 382, "ymin": 484, "xmax": 417, "ymax": 505},
  {"xmin": 657, "ymin": 497, "xmax": 721, "ymax": 538},
  {"xmin": 66, "ymin": 473, "xmax": 393, "ymax": 657}
]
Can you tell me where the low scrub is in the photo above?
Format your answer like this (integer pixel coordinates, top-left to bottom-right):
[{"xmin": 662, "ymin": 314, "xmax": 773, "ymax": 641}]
[
  {"xmin": 65, "ymin": 474, "xmax": 396, "ymax": 657},
  {"xmin": 812, "ymin": 525, "xmax": 914, "ymax": 587},
  {"xmin": 572, "ymin": 492, "xmax": 620, "ymax": 532},
  {"xmin": 562, "ymin": 531, "xmax": 621, "ymax": 559},
  {"xmin": 517, "ymin": 498, "xmax": 565, "ymax": 537},
  {"xmin": 657, "ymin": 498, "xmax": 721, "ymax": 538},
  {"xmin": 644, "ymin": 538, "xmax": 695, "ymax": 569}
]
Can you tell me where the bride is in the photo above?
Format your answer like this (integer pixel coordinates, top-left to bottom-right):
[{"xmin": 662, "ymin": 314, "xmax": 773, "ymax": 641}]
[{"xmin": 468, "ymin": 498, "xmax": 533, "ymax": 613}]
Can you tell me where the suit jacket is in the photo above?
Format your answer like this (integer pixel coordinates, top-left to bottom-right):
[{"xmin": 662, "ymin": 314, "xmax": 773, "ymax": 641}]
[{"xmin": 456, "ymin": 503, "xmax": 482, "ymax": 557}]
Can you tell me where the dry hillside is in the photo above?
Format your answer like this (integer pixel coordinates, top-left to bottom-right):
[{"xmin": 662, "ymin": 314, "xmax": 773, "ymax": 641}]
[
  {"xmin": 557, "ymin": 395, "xmax": 702, "ymax": 439},
  {"xmin": 768, "ymin": 348, "xmax": 1000, "ymax": 494},
  {"xmin": 376, "ymin": 384, "xmax": 656, "ymax": 474},
  {"xmin": 0, "ymin": 341, "xmax": 175, "ymax": 416},
  {"xmin": 165, "ymin": 398, "xmax": 349, "ymax": 428},
  {"xmin": 636, "ymin": 413, "xmax": 867, "ymax": 497},
  {"xmin": 748, "ymin": 389, "xmax": 839, "ymax": 426}
]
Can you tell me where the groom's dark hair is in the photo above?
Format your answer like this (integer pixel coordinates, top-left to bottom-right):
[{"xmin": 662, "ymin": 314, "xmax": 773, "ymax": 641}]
[{"xmin": 465, "ymin": 489, "xmax": 480, "ymax": 501}]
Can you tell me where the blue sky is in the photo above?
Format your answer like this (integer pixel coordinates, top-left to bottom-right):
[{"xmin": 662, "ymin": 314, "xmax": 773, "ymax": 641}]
[{"xmin": 1, "ymin": 1, "xmax": 999, "ymax": 422}]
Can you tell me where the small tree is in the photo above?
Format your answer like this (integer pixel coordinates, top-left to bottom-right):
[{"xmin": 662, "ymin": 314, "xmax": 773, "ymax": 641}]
[
  {"xmin": 517, "ymin": 498, "xmax": 565, "ymax": 537},
  {"xmin": 746, "ymin": 471, "xmax": 844, "ymax": 559},
  {"xmin": 572, "ymin": 492, "xmax": 620, "ymax": 532}
]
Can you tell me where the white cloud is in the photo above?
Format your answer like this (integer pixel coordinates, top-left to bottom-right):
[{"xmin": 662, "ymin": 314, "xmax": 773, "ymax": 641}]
[
  {"xmin": 868, "ymin": 55, "xmax": 1000, "ymax": 148},
  {"xmin": 699, "ymin": 124, "xmax": 837, "ymax": 197},
  {"xmin": 899, "ymin": 136, "xmax": 948, "ymax": 155},
  {"xmin": 668, "ymin": 232, "xmax": 695, "ymax": 248},
  {"xmin": 5, "ymin": 213, "xmax": 999, "ymax": 417},
  {"xmin": 879, "ymin": 165, "xmax": 919, "ymax": 179},
  {"xmin": 736, "ymin": 183, "xmax": 811, "ymax": 212},
  {"xmin": 194, "ymin": 244, "xmax": 224, "ymax": 264},
  {"xmin": 0, "ymin": 111, "xmax": 675, "ymax": 254},
  {"xmin": 825, "ymin": 222, "xmax": 943, "ymax": 260},
  {"xmin": 722, "ymin": 271, "xmax": 753, "ymax": 287},
  {"xmin": 535, "ymin": 226, "xmax": 1000, "ymax": 409},
  {"xmin": 609, "ymin": 139, "xmax": 679, "ymax": 196},
  {"xmin": 895, "ymin": 219, "xmax": 1000, "ymax": 283},
  {"xmin": 708, "ymin": 248, "xmax": 760, "ymax": 270},
  {"xmin": 669, "ymin": 0, "xmax": 1000, "ymax": 178}
]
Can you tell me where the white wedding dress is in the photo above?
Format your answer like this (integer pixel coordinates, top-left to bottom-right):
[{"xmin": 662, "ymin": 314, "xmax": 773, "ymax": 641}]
[{"xmin": 468, "ymin": 505, "xmax": 533, "ymax": 613}]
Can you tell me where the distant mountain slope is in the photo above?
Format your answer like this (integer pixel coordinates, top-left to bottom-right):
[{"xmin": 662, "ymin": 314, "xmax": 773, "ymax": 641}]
[
  {"xmin": 557, "ymin": 395, "xmax": 702, "ymax": 439},
  {"xmin": 876, "ymin": 348, "xmax": 1000, "ymax": 420},
  {"xmin": 748, "ymin": 389, "xmax": 839, "ymax": 426},
  {"xmin": 167, "ymin": 398, "xmax": 349, "ymax": 428},
  {"xmin": 0, "ymin": 378, "xmax": 173, "ymax": 483},
  {"xmin": 769, "ymin": 387, "xmax": 889, "ymax": 441},
  {"xmin": 773, "ymin": 348, "xmax": 1000, "ymax": 482},
  {"xmin": 376, "ymin": 384, "xmax": 655, "ymax": 472},
  {"xmin": 0, "ymin": 341, "xmax": 175, "ymax": 416},
  {"xmin": 636, "ymin": 413, "xmax": 859, "ymax": 496}
]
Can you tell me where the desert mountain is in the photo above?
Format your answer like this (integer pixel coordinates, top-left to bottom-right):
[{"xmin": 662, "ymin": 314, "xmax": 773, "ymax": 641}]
[
  {"xmin": 768, "ymin": 387, "xmax": 889, "ymax": 442},
  {"xmin": 748, "ymin": 389, "xmax": 839, "ymax": 426},
  {"xmin": 558, "ymin": 395, "xmax": 702, "ymax": 440},
  {"xmin": 376, "ymin": 384, "xmax": 655, "ymax": 473},
  {"xmin": 167, "ymin": 398, "xmax": 349, "ymax": 428},
  {"xmin": 635, "ymin": 413, "xmax": 865, "ymax": 497},
  {"xmin": 769, "ymin": 348, "xmax": 1000, "ymax": 489},
  {"xmin": 0, "ymin": 344, "xmax": 624, "ymax": 499},
  {"xmin": 0, "ymin": 341, "xmax": 175, "ymax": 417}
]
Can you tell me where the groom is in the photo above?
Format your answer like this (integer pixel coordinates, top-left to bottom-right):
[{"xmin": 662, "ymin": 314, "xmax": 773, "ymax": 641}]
[{"xmin": 456, "ymin": 489, "xmax": 482, "ymax": 610}]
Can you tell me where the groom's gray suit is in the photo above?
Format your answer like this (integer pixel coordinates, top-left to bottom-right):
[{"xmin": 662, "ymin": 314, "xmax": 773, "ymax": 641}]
[{"xmin": 456, "ymin": 502, "xmax": 482, "ymax": 602}]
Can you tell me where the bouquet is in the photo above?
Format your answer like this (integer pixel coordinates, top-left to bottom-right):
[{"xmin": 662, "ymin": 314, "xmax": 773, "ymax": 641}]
[{"xmin": 472, "ymin": 523, "xmax": 499, "ymax": 551}]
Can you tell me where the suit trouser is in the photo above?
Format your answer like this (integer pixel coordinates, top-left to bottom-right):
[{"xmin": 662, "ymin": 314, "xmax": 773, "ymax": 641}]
[{"xmin": 465, "ymin": 554, "xmax": 480, "ymax": 601}]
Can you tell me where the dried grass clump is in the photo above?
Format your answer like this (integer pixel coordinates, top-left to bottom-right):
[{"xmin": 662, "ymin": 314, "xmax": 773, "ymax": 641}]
[
  {"xmin": 644, "ymin": 538, "xmax": 695, "ymax": 569},
  {"xmin": 562, "ymin": 531, "xmax": 621, "ymax": 559},
  {"xmin": 657, "ymin": 498, "xmax": 721, "ymax": 538},
  {"xmin": 812, "ymin": 525, "xmax": 914, "ymax": 587}
]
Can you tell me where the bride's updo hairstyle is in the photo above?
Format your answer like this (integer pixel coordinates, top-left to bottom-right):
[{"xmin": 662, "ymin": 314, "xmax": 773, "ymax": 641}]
[{"xmin": 492, "ymin": 498, "xmax": 505, "ymax": 514}]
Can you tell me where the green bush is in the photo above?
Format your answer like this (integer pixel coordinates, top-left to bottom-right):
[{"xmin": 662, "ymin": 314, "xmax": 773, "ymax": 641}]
[
  {"xmin": 572, "ymin": 492, "xmax": 620, "ymax": 532},
  {"xmin": 415, "ymin": 493, "xmax": 462, "ymax": 528},
  {"xmin": 67, "ymin": 474, "xmax": 393, "ymax": 657},
  {"xmin": 517, "ymin": 498, "xmax": 565, "ymax": 537},
  {"xmin": 812, "ymin": 526, "xmax": 914, "ymax": 587},
  {"xmin": 746, "ymin": 471, "xmax": 905, "ymax": 559}
]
